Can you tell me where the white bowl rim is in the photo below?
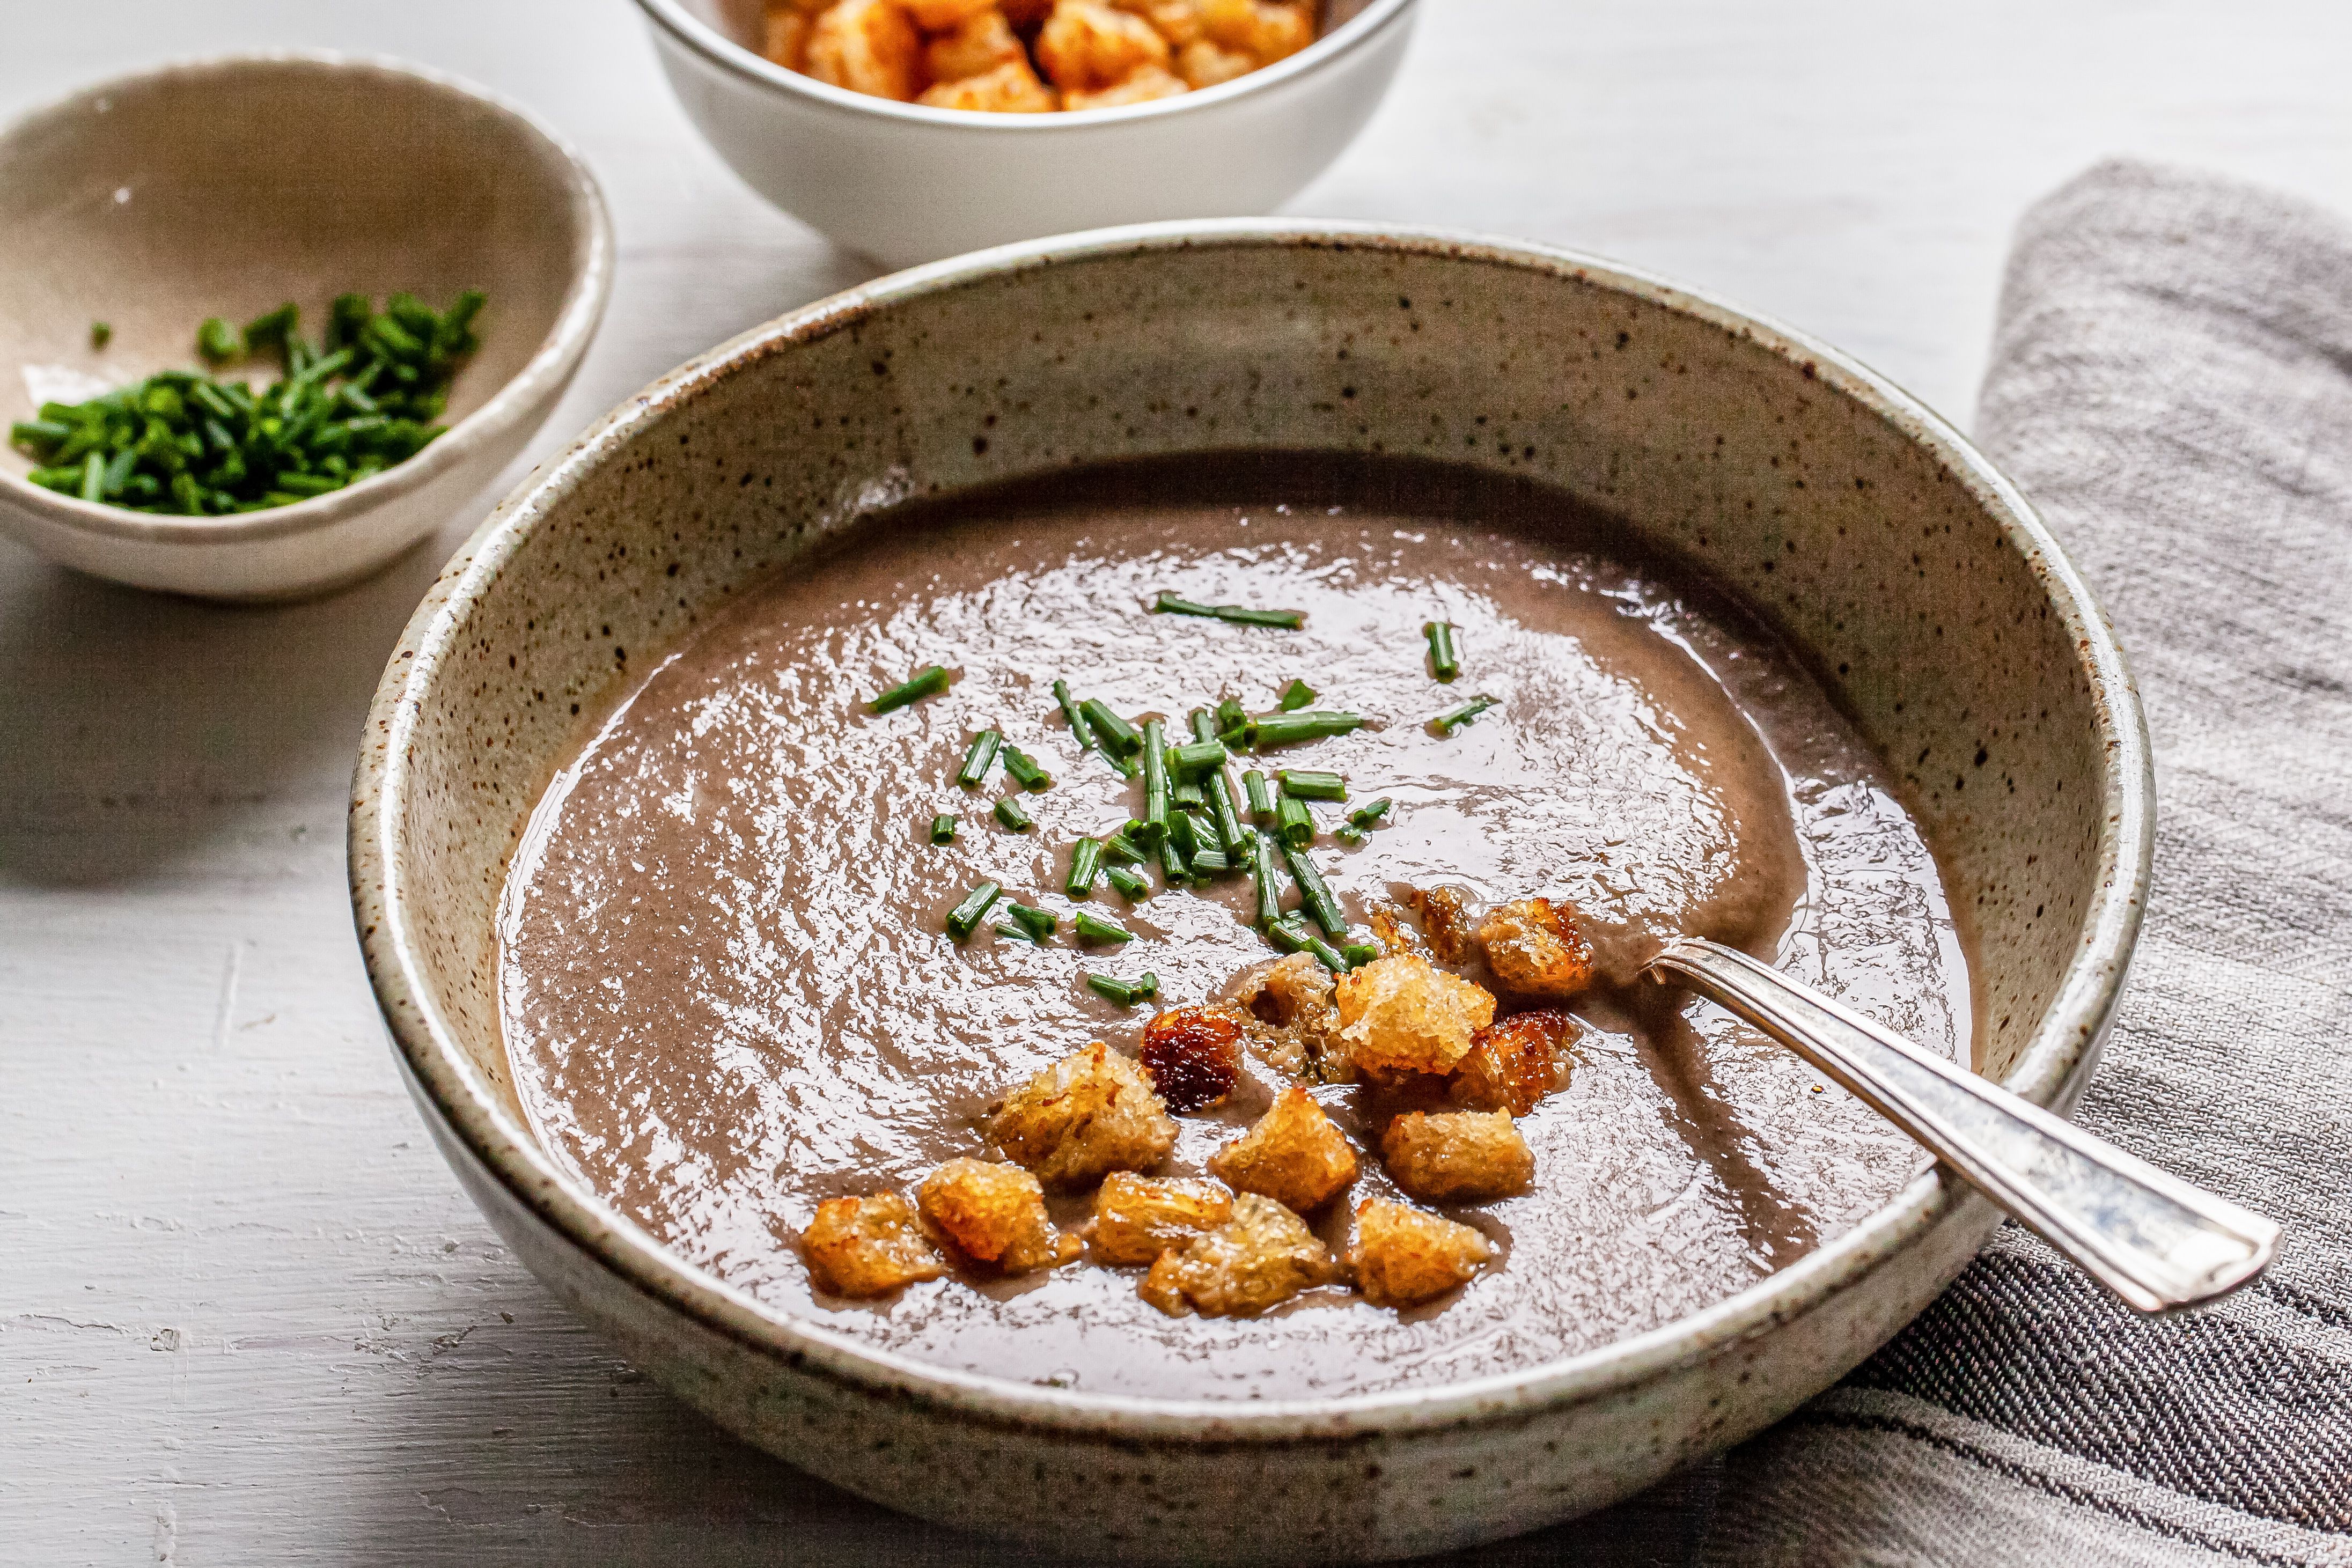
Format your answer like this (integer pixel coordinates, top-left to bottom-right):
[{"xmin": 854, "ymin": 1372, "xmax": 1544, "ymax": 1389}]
[
  {"xmin": 353, "ymin": 218, "xmax": 2155, "ymax": 1442},
  {"xmin": 631, "ymin": 0, "xmax": 1418, "ymax": 129},
  {"xmin": 0, "ymin": 49, "xmax": 615, "ymax": 549}
]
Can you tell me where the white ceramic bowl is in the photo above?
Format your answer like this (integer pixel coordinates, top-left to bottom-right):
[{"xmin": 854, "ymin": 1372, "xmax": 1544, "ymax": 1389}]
[
  {"xmin": 0, "ymin": 54, "xmax": 612, "ymax": 602},
  {"xmin": 633, "ymin": 0, "xmax": 1418, "ymax": 267},
  {"xmin": 353, "ymin": 223, "xmax": 2152, "ymax": 1564}
]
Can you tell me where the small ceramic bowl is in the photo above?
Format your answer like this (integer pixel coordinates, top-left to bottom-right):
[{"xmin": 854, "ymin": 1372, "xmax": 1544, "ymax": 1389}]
[
  {"xmin": 353, "ymin": 224, "xmax": 2152, "ymax": 1563},
  {"xmin": 633, "ymin": 0, "xmax": 1418, "ymax": 267},
  {"xmin": 0, "ymin": 53, "xmax": 612, "ymax": 602}
]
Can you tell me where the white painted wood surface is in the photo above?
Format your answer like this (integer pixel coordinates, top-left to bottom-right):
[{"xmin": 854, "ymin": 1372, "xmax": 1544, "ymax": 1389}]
[{"xmin": 4, "ymin": 3, "xmax": 2347, "ymax": 1562}]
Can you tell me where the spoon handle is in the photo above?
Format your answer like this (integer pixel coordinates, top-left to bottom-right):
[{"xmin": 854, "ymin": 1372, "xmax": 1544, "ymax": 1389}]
[{"xmin": 1647, "ymin": 936, "xmax": 2278, "ymax": 1314}]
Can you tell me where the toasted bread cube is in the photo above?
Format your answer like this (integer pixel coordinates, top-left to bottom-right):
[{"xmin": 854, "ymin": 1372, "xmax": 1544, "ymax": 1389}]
[
  {"xmin": 1478, "ymin": 897, "xmax": 1597, "ymax": 1000},
  {"xmin": 763, "ymin": 9, "xmax": 813, "ymax": 68},
  {"xmin": 1174, "ymin": 38, "xmax": 1254, "ymax": 86},
  {"xmin": 923, "ymin": 8, "xmax": 1026, "ymax": 79},
  {"xmin": 1208, "ymin": 1085, "xmax": 1359, "ymax": 1212},
  {"xmin": 1199, "ymin": 0, "xmax": 1311, "ymax": 60},
  {"xmin": 1090, "ymin": 1172, "xmax": 1234, "ymax": 1264},
  {"xmin": 805, "ymin": 0, "xmax": 926, "ymax": 100},
  {"xmin": 1113, "ymin": 0, "xmax": 1205, "ymax": 45},
  {"xmin": 989, "ymin": 1041, "xmax": 1177, "ymax": 1187},
  {"xmin": 802, "ymin": 1192, "xmax": 947, "ymax": 1297},
  {"xmin": 1350, "ymin": 1198, "xmax": 1491, "ymax": 1308},
  {"xmin": 1036, "ymin": 0, "xmax": 1172, "ymax": 90},
  {"xmin": 1233, "ymin": 952, "xmax": 1351, "ymax": 1083},
  {"xmin": 1450, "ymin": 1009, "xmax": 1577, "ymax": 1116},
  {"xmin": 917, "ymin": 1158, "xmax": 1077, "ymax": 1273},
  {"xmin": 1336, "ymin": 953, "xmax": 1497, "ymax": 1077},
  {"xmin": 906, "ymin": 0, "xmax": 999, "ymax": 26},
  {"xmin": 1380, "ymin": 1109, "xmax": 1534, "ymax": 1202},
  {"xmin": 1138, "ymin": 1192, "xmax": 1343, "ymax": 1316},
  {"xmin": 1063, "ymin": 62, "xmax": 1188, "ymax": 108},
  {"xmin": 1140, "ymin": 1005, "xmax": 1245, "ymax": 1111},
  {"xmin": 919, "ymin": 56, "xmax": 1060, "ymax": 109},
  {"xmin": 1399, "ymin": 884, "xmax": 1481, "ymax": 964}
]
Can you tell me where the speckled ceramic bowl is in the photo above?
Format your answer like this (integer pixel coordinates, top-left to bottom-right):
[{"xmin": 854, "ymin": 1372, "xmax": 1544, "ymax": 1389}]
[{"xmin": 351, "ymin": 224, "xmax": 2152, "ymax": 1564}]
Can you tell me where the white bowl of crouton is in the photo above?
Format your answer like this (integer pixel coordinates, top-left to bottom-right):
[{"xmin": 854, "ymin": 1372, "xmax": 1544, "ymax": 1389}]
[{"xmin": 633, "ymin": 0, "xmax": 1417, "ymax": 266}]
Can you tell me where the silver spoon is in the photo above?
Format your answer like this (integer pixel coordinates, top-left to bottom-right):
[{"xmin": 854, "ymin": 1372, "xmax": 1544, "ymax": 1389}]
[{"xmin": 1647, "ymin": 936, "xmax": 2279, "ymax": 1314}]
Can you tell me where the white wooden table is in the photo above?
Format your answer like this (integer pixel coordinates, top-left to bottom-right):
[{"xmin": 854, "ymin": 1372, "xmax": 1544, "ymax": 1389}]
[{"xmin": 5, "ymin": 3, "xmax": 2346, "ymax": 1562}]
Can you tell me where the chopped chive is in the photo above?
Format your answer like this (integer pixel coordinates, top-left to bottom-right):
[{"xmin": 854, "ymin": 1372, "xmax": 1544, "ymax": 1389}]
[
  {"xmin": 1079, "ymin": 700, "xmax": 1141, "ymax": 756},
  {"xmin": 242, "ymin": 301, "xmax": 298, "ymax": 355},
  {"xmin": 78, "ymin": 451, "xmax": 105, "ymax": 503},
  {"xmin": 1276, "ymin": 793, "xmax": 1315, "ymax": 848},
  {"xmin": 1053, "ymin": 680, "xmax": 1095, "ymax": 749},
  {"xmin": 957, "ymin": 728, "xmax": 1002, "ymax": 788},
  {"xmin": 1002, "ymin": 743, "xmax": 1053, "ymax": 792},
  {"xmin": 1215, "ymin": 696, "xmax": 1248, "ymax": 735},
  {"xmin": 1008, "ymin": 903, "xmax": 1059, "ymax": 940},
  {"xmin": 1248, "ymin": 711, "xmax": 1367, "ymax": 749},
  {"xmin": 994, "ymin": 921, "xmax": 1040, "ymax": 944},
  {"xmin": 1424, "ymin": 621, "xmax": 1460, "ymax": 682},
  {"xmin": 196, "ymin": 317, "xmax": 240, "ymax": 363},
  {"xmin": 1149, "ymin": 591, "xmax": 1306, "ymax": 630},
  {"xmin": 1170, "ymin": 739, "xmax": 1228, "ymax": 776},
  {"xmin": 1086, "ymin": 972, "xmax": 1158, "ymax": 1006},
  {"xmin": 1172, "ymin": 778, "xmax": 1205, "ymax": 809},
  {"xmin": 1265, "ymin": 916, "xmax": 1309, "ymax": 954},
  {"xmin": 1209, "ymin": 767, "xmax": 1247, "ymax": 853},
  {"xmin": 1066, "ymin": 837, "xmax": 1105, "ymax": 897},
  {"xmin": 1072, "ymin": 911, "xmax": 1133, "ymax": 945},
  {"xmin": 1106, "ymin": 864, "xmax": 1150, "ymax": 901},
  {"xmin": 1188, "ymin": 848, "xmax": 1232, "ymax": 875},
  {"xmin": 1102, "ymin": 829, "xmax": 1147, "ymax": 866},
  {"xmin": 1189, "ymin": 708, "xmax": 1219, "ymax": 745},
  {"xmin": 1168, "ymin": 808, "xmax": 1204, "ymax": 861},
  {"xmin": 1336, "ymin": 826, "xmax": 1368, "ymax": 848},
  {"xmin": 1347, "ymin": 797, "xmax": 1392, "ymax": 829},
  {"xmin": 1243, "ymin": 769, "xmax": 1276, "ymax": 819},
  {"xmin": 946, "ymin": 881, "xmax": 1002, "ymax": 939},
  {"xmin": 1279, "ymin": 769, "xmax": 1347, "ymax": 801},
  {"xmin": 1141, "ymin": 718, "xmax": 1171, "ymax": 841},
  {"xmin": 994, "ymin": 796, "xmax": 1034, "ymax": 831},
  {"xmin": 1278, "ymin": 678, "xmax": 1316, "ymax": 711},
  {"xmin": 1158, "ymin": 833, "xmax": 1189, "ymax": 886},
  {"xmin": 868, "ymin": 665, "xmax": 950, "ymax": 714},
  {"xmin": 929, "ymin": 813, "xmax": 958, "ymax": 844},
  {"xmin": 1431, "ymin": 695, "xmax": 1498, "ymax": 735},
  {"xmin": 1249, "ymin": 832, "xmax": 1283, "ymax": 927},
  {"xmin": 1341, "ymin": 941, "xmax": 1379, "ymax": 968},
  {"xmin": 1300, "ymin": 932, "xmax": 1351, "ymax": 973},
  {"xmin": 1280, "ymin": 841, "xmax": 1346, "ymax": 936},
  {"xmin": 90, "ymin": 321, "xmax": 112, "ymax": 349},
  {"xmin": 1100, "ymin": 748, "xmax": 1141, "ymax": 780}
]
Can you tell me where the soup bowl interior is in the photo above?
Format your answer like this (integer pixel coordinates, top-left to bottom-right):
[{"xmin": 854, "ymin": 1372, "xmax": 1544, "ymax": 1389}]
[{"xmin": 354, "ymin": 225, "xmax": 2148, "ymax": 1563}]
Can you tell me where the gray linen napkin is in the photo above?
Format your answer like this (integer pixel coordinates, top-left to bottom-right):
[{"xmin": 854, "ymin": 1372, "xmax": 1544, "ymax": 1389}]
[{"xmin": 1689, "ymin": 159, "xmax": 2352, "ymax": 1568}]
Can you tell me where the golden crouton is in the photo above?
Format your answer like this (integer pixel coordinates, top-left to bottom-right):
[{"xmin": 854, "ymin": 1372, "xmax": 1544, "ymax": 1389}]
[
  {"xmin": 1063, "ymin": 63, "xmax": 1188, "ymax": 108},
  {"xmin": 905, "ymin": 0, "xmax": 999, "ymax": 26},
  {"xmin": 1090, "ymin": 1172, "xmax": 1234, "ymax": 1264},
  {"xmin": 1380, "ymin": 1110, "xmax": 1534, "ymax": 1203},
  {"xmin": 924, "ymin": 8, "xmax": 1026, "ymax": 80},
  {"xmin": 802, "ymin": 1191, "xmax": 947, "ymax": 1297},
  {"xmin": 1450, "ymin": 1009, "xmax": 1578, "ymax": 1116},
  {"xmin": 1199, "ymin": 0, "xmax": 1311, "ymax": 60},
  {"xmin": 917, "ymin": 1158, "xmax": 1078, "ymax": 1273},
  {"xmin": 1138, "ymin": 1192, "xmax": 1344, "ymax": 1317},
  {"xmin": 919, "ymin": 57, "xmax": 1060, "ymax": 110},
  {"xmin": 999, "ymin": 0, "xmax": 1052, "ymax": 20},
  {"xmin": 1335, "ymin": 953, "xmax": 1497, "ymax": 1077},
  {"xmin": 1478, "ymin": 897, "xmax": 1597, "ymax": 1000},
  {"xmin": 1112, "ymin": 0, "xmax": 1204, "ymax": 45},
  {"xmin": 805, "ymin": 0, "xmax": 926, "ymax": 100},
  {"xmin": 1035, "ymin": 0, "xmax": 1172, "ymax": 90},
  {"xmin": 988, "ymin": 1042, "xmax": 1177, "ymax": 1187},
  {"xmin": 1233, "ymin": 952, "xmax": 1352, "ymax": 1083},
  {"xmin": 1208, "ymin": 1085, "xmax": 1359, "ymax": 1212},
  {"xmin": 1349, "ymin": 1198, "xmax": 1491, "ymax": 1308},
  {"xmin": 1399, "ymin": 884, "xmax": 1482, "ymax": 964},
  {"xmin": 1139, "ymin": 1005, "xmax": 1245, "ymax": 1111},
  {"xmin": 1174, "ymin": 39, "xmax": 1254, "ymax": 87},
  {"xmin": 762, "ymin": 10, "xmax": 812, "ymax": 69}
]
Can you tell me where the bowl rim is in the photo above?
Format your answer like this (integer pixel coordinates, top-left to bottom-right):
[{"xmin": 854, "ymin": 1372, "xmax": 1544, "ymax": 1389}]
[
  {"xmin": 631, "ymin": 0, "xmax": 1418, "ymax": 129},
  {"xmin": 0, "ymin": 49, "xmax": 615, "ymax": 548},
  {"xmin": 351, "ymin": 219, "xmax": 2155, "ymax": 1442}
]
